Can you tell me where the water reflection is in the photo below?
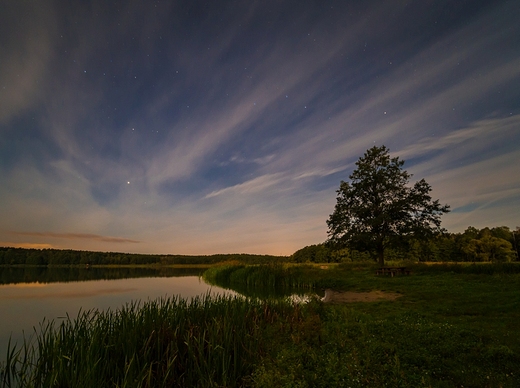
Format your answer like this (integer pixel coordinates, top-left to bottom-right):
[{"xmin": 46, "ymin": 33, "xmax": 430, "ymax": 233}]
[{"xmin": 0, "ymin": 266, "xmax": 204, "ymax": 285}]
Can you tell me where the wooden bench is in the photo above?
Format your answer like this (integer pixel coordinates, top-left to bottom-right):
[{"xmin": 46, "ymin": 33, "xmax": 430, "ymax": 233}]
[{"xmin": 376, "ymin": 267, "xmax": 410, "ymax": 276}]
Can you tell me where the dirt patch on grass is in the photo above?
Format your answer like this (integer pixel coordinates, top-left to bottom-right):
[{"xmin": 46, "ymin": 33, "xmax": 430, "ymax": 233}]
[{"xmin": 322, "ymin": 289, "xmax": 401, "ymax": 303}]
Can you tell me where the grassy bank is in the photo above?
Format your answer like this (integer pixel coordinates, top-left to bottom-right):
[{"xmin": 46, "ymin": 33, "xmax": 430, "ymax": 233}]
[
  {"xmin": 202, "ymin": 264, "xmax": 319, "ymax": 299},
  {"xmin": 2, "ymin": 263, "xmax": 519, "ymax": 387}
]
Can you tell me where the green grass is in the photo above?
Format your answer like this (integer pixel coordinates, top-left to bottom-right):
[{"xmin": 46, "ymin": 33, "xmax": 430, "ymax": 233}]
[
  {"xmin": 210, "ymin": 262, "xmax": 520, "ymax": 387},
  {"xmin": 2, "ymin": 263, "xmax": 519, "ymax": 387}
]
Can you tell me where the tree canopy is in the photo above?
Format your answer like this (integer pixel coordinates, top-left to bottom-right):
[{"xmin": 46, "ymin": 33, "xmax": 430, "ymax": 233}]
[{"xmin": 326, "ymin": 145, "xmax": 450, "ymax": 266}]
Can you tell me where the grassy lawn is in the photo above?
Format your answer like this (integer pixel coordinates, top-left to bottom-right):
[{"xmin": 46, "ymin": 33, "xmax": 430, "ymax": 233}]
[
  {"xmin": 2, "ymin": 263, "xmax": 519, "ymax": 387},
  {"xmin": 208, "ymin": 262, "xmax": 520, "ymax": 387}
]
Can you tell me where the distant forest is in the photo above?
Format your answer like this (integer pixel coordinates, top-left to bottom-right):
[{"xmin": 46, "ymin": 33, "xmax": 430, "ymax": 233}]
[
  {"xmin": 293, "ymin": 226, "xmax": 520, "ymax": 263},
  {"xmin": 0, "ymin": 248, "xmax": 288, "ymax": 266},
  {"xmin": 1, "ymin": 225, "xmax": 518, "ymax": 266}
]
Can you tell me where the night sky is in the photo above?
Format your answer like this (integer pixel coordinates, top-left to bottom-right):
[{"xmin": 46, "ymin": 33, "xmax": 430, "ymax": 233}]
[{"xmin": 1, "ymin": 0, "xmax": 519, "ymax": 255}]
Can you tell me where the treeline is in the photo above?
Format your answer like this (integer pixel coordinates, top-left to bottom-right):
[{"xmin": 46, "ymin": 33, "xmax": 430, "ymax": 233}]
[
  {"xmin": 292, "ymin": 226, "xmax": 520, "ymax": 263},
  {"xmin": 0, "ymin": 247, "xmax": 289, "ymax": 266},
  {"xmin": 3, "ymin": 225, "xmax": 518, "ymax": 266}
]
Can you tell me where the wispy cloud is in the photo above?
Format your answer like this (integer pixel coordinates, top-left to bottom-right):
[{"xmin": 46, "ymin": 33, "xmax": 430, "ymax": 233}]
[
  {"xmin": 399, "ymin": 115, "xmax": 520, "ymax": 179},
  {"xmin": 7, "ymin": 231, "xmax": 140, "ymax": 244},
  {"xmin": 205, "ymin": 173, "xmax": 284, "ymax": 199},
  {"xmin": 399, "ymin": 116, "xmax": 520, "ymax": 160},
  {"xmin": 0, "ymin": 3, "xmax": 56, "ymax": 124}
]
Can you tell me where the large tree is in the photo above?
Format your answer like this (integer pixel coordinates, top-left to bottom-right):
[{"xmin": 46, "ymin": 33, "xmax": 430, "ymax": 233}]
[{"xmin": 327, "ymin": 145, "xmax": 450, "ymax": 266}]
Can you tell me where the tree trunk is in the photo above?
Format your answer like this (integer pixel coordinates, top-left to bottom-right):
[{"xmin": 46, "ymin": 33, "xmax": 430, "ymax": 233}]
[{"xmin": 377, "ymin": 240, "xmax": 385, "ymax": 267}]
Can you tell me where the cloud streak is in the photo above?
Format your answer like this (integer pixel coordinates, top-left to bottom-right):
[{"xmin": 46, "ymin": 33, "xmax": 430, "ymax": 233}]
[{"xmin": 7, "ymin": 232, "xmax": 140, "ymax": 244}]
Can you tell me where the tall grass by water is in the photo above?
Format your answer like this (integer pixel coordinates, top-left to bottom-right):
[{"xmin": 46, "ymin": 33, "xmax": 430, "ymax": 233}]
[
  {"xmin": 202, "ymin": 264, "xmax": 319, "ymax": 300},
  {"xmin": 0, "ymin": 294, "xmax": 306, "ymax": 388},
  {"xmin": 203, "ymin": 264, "xmax": 316, "ymax": 289}
]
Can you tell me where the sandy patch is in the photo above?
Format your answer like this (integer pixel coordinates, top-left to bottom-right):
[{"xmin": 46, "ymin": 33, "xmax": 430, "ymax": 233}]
[{"xmin": 321, "ymin": 289, "xmax": 401, "ymax": 303}]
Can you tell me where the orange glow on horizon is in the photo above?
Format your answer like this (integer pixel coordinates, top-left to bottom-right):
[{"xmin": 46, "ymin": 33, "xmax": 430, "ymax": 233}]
[{"xmin": 0, "ymin": 242, "xmax": 55, "ymax": 249}]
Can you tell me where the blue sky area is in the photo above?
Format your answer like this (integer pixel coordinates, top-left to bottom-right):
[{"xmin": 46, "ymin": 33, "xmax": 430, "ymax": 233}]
[{"xmin": 1, "ymin": 0, "xmax": 519, "ymax": 255}]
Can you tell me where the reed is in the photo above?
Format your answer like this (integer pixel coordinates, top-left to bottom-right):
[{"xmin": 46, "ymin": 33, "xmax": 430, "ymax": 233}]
[
  {"xmin": 203, "ymin": 264, "xmax": 316, "ymax": 290},
  {"xmin": 0, "ymin": 294, "xmax": 304, "ymax": 387}
]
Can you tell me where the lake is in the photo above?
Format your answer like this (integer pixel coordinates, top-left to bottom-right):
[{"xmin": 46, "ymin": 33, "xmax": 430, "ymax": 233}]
[{"xmin": 0, "ymin": 267, "xmax": 235, "ymax": 360}]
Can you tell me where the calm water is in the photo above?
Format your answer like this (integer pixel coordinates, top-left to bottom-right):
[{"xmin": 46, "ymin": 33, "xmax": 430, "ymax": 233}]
[{"xmin": 0, "ymin": 267, "xmax": 234, "ymax": 359}]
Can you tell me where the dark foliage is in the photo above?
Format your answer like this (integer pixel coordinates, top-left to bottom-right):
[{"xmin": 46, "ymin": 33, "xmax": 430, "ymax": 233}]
[
  {"xmin": 0, "ymin": 247, "xmax": 289, "ymax": 267},
  {"xmin": 327, "ymin": 146, "xmax": 450, "ymax": 265}
]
